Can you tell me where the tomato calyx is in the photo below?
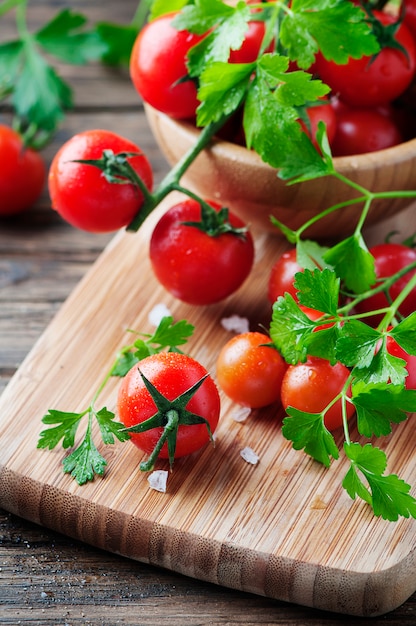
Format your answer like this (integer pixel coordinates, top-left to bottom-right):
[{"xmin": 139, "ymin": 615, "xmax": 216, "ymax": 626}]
[
  {"xmin": 181, "ymin": 200, "xmax": 249, "ymax": 238},
  {"xmin": 73, "ymin": 149, "xmax": 153, "ymax": 195},
  {"xmin": 123, "ymin": 369, "xmax": 215, "ymax": 471},
  {"xmin": 364, "ymin": 9, "xmax": 409, "ymax": 61}
]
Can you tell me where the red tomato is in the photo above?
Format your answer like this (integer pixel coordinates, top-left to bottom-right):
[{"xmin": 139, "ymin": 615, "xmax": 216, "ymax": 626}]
[
  {"xmin": 216, "ymin": 331, "xmax": 288, "ymax": 408},
  {"xmin": 402, "ymin": 0, "xmax": 416, "ymax": 38},
  {"xmin": 355, "ymin": 243, "xmax": 416, "ymax": 325},
  {"xmin": 118, "ymin": 352, "xmax": 220, "ymax": 460},
  {"xmin": 149, "ymin": 198, "xmax": 255, "ymax": 305},
  {"xmin": 281, "ymin": 357, "xmax": 354, "ymax": 431},
  {"xmin": 268, "ymin": 248, "xmax": 303, "ymax": 304},
  {"xmin": 386, "ymin": 335, "xmax": 416, "ymax": 389},
  {"xmin": 300, "ymin": 99, "xmax": 337, "ymax": 149},
  {"xmin": 331, "ymin": 106, "xmax": 402, "ymax": 156},
  {"xmin": 129, "ymin": 12, "xmax": 205, "ymax": 119},
  {"xmin": 315, "ymin": 11, "xmax": 416, "ymax": 107},
  {"xmin": 48, "ymin": 129, "xmax": 153, "ymax": 233},
  {"xmin": 0, "ymin": 125, "xmax": 45, "ymax": 216},
  {"xmin": 229, "ymin": 19, "xmax": 273, "ymax": 63}
]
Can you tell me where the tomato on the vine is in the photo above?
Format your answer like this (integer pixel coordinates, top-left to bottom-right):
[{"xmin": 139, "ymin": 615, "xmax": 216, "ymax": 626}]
[
  {"xmin": 149, "ymin": 198, "xmax": 255, "ymax": 305},
  {"xmin": 117, "ymin": 352, "xmax": 221, "ymax": 464},
  {"xmin": 129, "ymin": 12, "xmax": 205, "ymax": 119},
  {"xmin": 48, "ymin": 129, "xmax": 153, "ymax": 233},
  {"xmin": 281, "ymin": 357, "xmax": 354, "ymax": 432},
  {"xmin": 402, "ymin": 0, "xmax": 416, "ymax": 38},
  {"xmin": 315, "ymin": 11, "xmax": 416, "ymax": 107},
  {"xmin": 355, "ymin": 243, "xmax": 416, "ymax": 325},
  {"xmin": 268, "ymin": 248, "xmax": 303, "ymax": 304},
  {"xmin": 216, "ymin": 331, "xmax": 287, "ymax": 408},
  {"xmin": 0, "ymin": 124, "xmax": 45, "ymax": 216}
]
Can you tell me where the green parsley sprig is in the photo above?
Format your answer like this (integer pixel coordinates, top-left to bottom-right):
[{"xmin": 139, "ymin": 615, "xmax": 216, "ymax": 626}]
[
  {"xmin": 37, "ymin": 316, "xmax": 194, "ymax": 485},
  {"xmin": 0, "ymin": 0, "xmax": 150, "ymax": 147},
  {"xmin": 268, "ymin": 129, "xmax": 416, "ymax": 520}
]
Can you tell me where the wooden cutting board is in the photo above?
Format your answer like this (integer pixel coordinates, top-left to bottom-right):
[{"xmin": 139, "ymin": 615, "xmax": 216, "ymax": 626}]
[{"xmin": 0, "ymin": 194, "xmax": 415, "ymax": 617}]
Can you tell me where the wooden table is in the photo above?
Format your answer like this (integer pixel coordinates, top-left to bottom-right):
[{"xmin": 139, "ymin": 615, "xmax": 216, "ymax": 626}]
[{"xmin": 1, "ymin": 2, "xmax": 415, "ymax": 624}]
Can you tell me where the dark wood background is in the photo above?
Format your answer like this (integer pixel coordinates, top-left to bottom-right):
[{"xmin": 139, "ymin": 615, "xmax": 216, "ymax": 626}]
[{"xmin": 1, "ymin": 1, "xmax": 415, "ymax": 624}]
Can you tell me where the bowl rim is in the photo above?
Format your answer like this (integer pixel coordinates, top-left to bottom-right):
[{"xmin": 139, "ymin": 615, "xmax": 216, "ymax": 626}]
[{"xmin": 144, "ymin": 103, "xmax": 416, "ymax": 172}]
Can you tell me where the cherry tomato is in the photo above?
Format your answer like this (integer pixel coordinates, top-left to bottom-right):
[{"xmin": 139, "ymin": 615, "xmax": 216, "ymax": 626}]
[
  {"xmin": 268, "ymin": 248, "xmax": 303, "ymax": 304},
  {"xmin": 149, "ymin": 198, "xmax": 255, "ymax": 305},
  {"xmin": 300, "ymin": 99, "xmax": 337, "ymax": 149},
  {"xmin": 216, "ymin": 331, "xmax": 288, "ymax": 408},
  {"xmin": 129, "ymin": 12, "xmax": 205, "ymax": 119},
  {"xmin": 281, "ymin": 357, "xmax": 354, "ymax": 431},
  {"xmin": 229, "ymin": 19, "xmax": 273, "ymax": 63},
  {"xmin": 315, "ymin": 11, "xmax": 416, "ymax": 107},
  {"xmin": 331, "ymin": 106, "xmax": 402, "ymax": 156},
  {"xmin": 118, "ymin": 352, "xmax": 220, "ymax": 460},
  {"xmin": 386, "ymin": 335, "xmax": 416, "ymax": 390},
  {"xmin": 0, "ymin": 124, "xmax": 45, "ymax": 216},
  {"xmin": 355, "ymin": 243, "xmax": 416, "ymax": 325},
  {"xmin": 48, "ymin": 129, "xmax": 153, "ymax": 233},
  {"xmin": 402, "ymin": 0, "xmax": 416, "ymax": 38}
]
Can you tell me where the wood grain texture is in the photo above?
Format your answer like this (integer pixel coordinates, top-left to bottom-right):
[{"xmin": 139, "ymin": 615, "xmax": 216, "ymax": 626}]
[{"xmin": 0, "ymin": 194, "xmax": 415, "ymax": 618}]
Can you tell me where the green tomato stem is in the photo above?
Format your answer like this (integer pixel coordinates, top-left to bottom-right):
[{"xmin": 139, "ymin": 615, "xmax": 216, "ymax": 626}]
[{"xmin": 139, "ymin": 409, "xmax": 179, "ymax": 472}]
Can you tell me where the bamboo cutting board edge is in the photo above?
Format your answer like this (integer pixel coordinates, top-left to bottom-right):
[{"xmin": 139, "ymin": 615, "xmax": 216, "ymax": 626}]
[{"xmin": 0, "ymin": 194, "xmax": 415, "ymax": 617}]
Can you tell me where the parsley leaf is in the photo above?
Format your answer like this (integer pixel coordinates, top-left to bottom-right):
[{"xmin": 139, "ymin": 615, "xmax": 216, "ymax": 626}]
[
  {"xmin": 196, "ymin": 62, "xmax": 253, "ymax": 126},
  {"xmin": 352, "ymin": 382, "xmax": 416, "ymax": 438},
  {"xmin": 96, "ymin": 407, "xmax": 131, "ymax": 444},
  {"xmin": 0, "ymin": 40, "xmax": 23, "ymax": 97},
  {"xmin": 295, "ymin": 268, "xmax": 340, "ymax": 315},
  {"xmin": 111, "ymin": 316, "xmax": 194, "ymax": 376},
  {"xmin": 62, "ymin": 432, "xmax": 108, "ymax": 485},
  {"xmin": 323, "ymin": 234, "xmax": 376, "ymax": 294},
  {"xmin": 335, "ymin": 320, "xmax": 381, "ymax": 370},
  {"xmin": 281, "ymin": 0, "xmax": 379, "ymax": 69},
  {"xmin": 151, "ymin": 0, "xmax": 191, "ymax": 21},
  {"xmin": 270, "ymin": 295, "xmax": 316, "ymax": 364},
  {"xmin": 390, "ymin": 313, "xmax": 416, "ymax": 355},
  {"xmin": 243, "ymin": 55, "xmax": 332, "ymax": 180},
  {"xmin": 12, "ymin": 40, "xmax": 73, "ymax": 133},
  {"xmin": 37, "ymin": 410, "xmax": 84, "ymax": 450},
  {"xmin": 282, "ymin": 408, "xmax": 339, "ymax": 467},
  {"xmin": 343, "ymin": 443, "xmax": 416, "ymax": 521},
  {"xmin": 95, "ymin": 22, "xmax": 139, "ymax": 66},
  {"xmin": 36, "ymin": 9, "xmax": 107, "ymax": 64}
]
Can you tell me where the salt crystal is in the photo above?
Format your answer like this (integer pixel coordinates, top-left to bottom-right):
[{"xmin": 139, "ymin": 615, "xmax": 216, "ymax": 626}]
[
  {"xmin": 240, "ymin": 446, "xmax": 259, "ymax": 465},
  {"xmin": 148, "ymin": 303, "xmax": 172, "ymax": 327},
  {"xmin": 220, "ymin": 315, "xmax": 249, "ymax": 334},
  {"xmin": 147, "ymin": 470, "xmax": 169, "ymax": 492},
  {"xmin": 232, "ymin": 406, "xmax": 251, "ymax": 422}
]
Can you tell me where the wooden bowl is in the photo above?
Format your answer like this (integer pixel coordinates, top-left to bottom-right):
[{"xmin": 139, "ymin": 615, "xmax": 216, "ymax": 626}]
[{"xmin": 144, "ymin": 104, "xmax": 416, "ymax": 239}]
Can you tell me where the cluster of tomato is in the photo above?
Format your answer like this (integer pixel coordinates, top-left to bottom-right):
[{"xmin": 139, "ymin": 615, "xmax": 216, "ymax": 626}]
[
  {"xmin": 129, "ymin": 1, "xmax": 416, "ymax": 157},
  {"xmin": 216, "ymin": 241, "xmax": 416, "ymax": 437},
  {"xmin": 4, "ymin": 2, "xmax": 416, "ymax": 467}
]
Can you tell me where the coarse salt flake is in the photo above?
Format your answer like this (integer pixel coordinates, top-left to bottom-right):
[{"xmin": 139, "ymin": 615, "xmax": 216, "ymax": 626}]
[
  {"xmin": 240, "ymin": 446, "xmax": 259, "ymax": 465},
  {"xmin": 220, "ymin": 315, "xmax": 249, "ymax": 334},
  {"xmin": 148, "ymin": 303, "xmax": 172, "ymax": 327},
  {"xmin": 147, "ymin": 470, "xmax": 169, "ymax": 492},
  {"xmin": 232, "ymin": 406, "xmax": 252, "ymax": 422}
]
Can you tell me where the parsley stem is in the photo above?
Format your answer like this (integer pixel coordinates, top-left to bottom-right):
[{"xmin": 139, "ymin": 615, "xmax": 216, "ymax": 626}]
[{"xmin": 0, "ymin": 0, "xmax": 23, "ymax": 18}]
